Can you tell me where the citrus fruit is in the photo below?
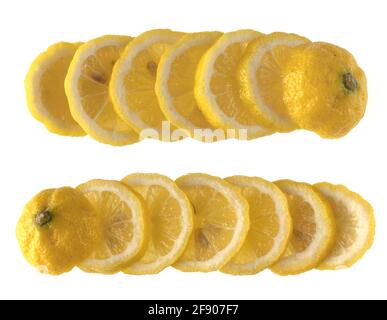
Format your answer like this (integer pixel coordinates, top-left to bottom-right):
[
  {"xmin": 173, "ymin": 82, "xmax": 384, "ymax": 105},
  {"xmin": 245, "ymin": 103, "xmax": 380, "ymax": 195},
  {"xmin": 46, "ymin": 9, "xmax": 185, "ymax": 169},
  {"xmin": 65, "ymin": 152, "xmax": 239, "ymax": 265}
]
[
  {"xmin": 110, "ymin": 29, "xmax": 184, "ymax": 139},
  {"xmin": 222, "ymin": 176, "xmax": 292, "ymax": 275},
  {"xmin": 16, "ymin": 187, "xmax": 101, "ymax": 275},
  {"xmin": 77, "ymin": 179, "xmax": 146, "ymax": 274},
  {"xmin": 271, "ymin": 180, "xmax": 335, "ymax": 275},
  {"xmin": 156, "ymin": 32, "xmax": 223, "ymax": 142},
  {"xmin": 239, "ymin": 32, "xmax": 310, "ymax": 132},
  {"xmin": 282, "ymin": 42, "xmax": 367, "ymax": 138},
  {"xmin": 174, "ymin": 173, "xmax": 249, "ymax": 272},
  {"xmin": 314, "ymin": 182, "xmax": 375, "ymax": 270},
  {"xmin": 25, "ymin": 42, "xmax": 85, "ymax": 136},
  {"xmin": 121, "ymin": 173, "xmax": 193, "ymax": 275},
  {"xmin": 65, "ymin": 35, "xmax": 138, "ymax": 146},
  {"xmin": 195, "ymin": 30, "xmax": 273, "ymax": 139}
]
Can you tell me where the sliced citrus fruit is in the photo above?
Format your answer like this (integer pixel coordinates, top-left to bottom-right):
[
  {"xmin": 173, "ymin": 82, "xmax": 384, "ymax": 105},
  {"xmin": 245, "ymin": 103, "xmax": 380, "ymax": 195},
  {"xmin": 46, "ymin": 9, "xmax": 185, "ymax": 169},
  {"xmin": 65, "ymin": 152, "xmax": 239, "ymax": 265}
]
[
  {"xmin": 25, "ymin": 42, "xmax": 85, "ymax": 136},
  {"xmin": 156, "ymin": 32, "xmax": 224, "ymax": 141},
  {"xmin": 77, "ymin": 179, "xmax": 146, "ymax": 274},
  {"xmin": 65, "ymin": 35, "xmax": 138, "ymax": 146},
  {"xmin": 121, "ymin": 173, "xmax": 193, "ymax": 274},
  {"xmin": 110, "ymin": 29, "xmax": 184, "ymax": 139},
  {"xmin": 222, "ymin": 176, "xmax": 292, "ymax": 275},
  {"xmin": 174, "ymin": 173, "xmax": 249, "ymax": 272},
  {"xmin": 271, "ymin": 180, "xmax": 335, "ymax": 275},
  {"xmin": 195, "ymin": 30, "xmax": 273, "ymax": 139},
  {"xmin": 239, "ymin": 32, "xmax": 310, "ymax": 132},
  {"xmin": 314, "ymin": 182, "xmax": 375, "ymax": 270}
]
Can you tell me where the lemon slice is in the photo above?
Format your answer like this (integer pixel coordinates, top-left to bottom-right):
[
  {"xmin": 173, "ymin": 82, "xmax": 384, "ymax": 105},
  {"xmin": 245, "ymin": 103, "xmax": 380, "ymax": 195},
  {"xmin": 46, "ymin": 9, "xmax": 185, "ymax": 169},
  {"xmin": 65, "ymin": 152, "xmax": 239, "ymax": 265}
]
[
  {"xmin": 65, "ymin": 35, "xmax": 138, "ymax": 146},
  {"xmin": 271, "ymin": 180, "xmax": 335, "ymax": 275},
  {"xmin": 174, "ymin": 173, "xmax": 249, "ymax": 272},
  {"xmin": 156, "ymin": 32, "xmax": 223, "ymax": 141},
  {"xmin": 25, "ymin": 42, "xmax": 85, "ymax": 136},
  {"xmin": 222, "ymin": 176, "xmax": 292, "ymax": 275},
  {"xmin": 314, "ymin": 183, "xmax": 375, "ymax": 270},
  {"xmin": 110, "ymin": 30, "xmax": 184, "ymax": 139},
  {"xmin": 239, "ymin": 33, "xmax": 310, "ymax": 132},
  {"xmin": 195, "ymin": 30, "xmax": 273, "ymax": 139},
  {"xmin": 121, "ymin": 173, "xmax": 193, "ymax": 274},
  {"xmin": 77, "ymin": 179, "xmax": 146, "ymax": 274}
]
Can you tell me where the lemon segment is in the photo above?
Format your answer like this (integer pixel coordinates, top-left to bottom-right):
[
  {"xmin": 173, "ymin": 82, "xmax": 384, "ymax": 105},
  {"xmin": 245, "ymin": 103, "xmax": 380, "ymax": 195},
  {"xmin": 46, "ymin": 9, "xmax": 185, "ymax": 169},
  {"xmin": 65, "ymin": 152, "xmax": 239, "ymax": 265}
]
[
  {"xmin": 195, "ymin": 30, "xmax": 273, "ymax": 139},
  {"xmin": 25, "ymin": 42, "xmax": 85, "ymax": 136},
  {"xmin": 314, "ymin": 183, "xmax": 375, "ymax": 270},
  {"xmin": 222, "ymin": 176, "xmax": 292, "ymax": 275},
  {"xmin": 156, "ymin": 32, "xmax": 223, "ymax": 140},
  {"xmin": 121, "ymin": 174, "xmax": 193, "ymax": 274},
  {"xmin": 174, "ymin": 174, "xmax": 249, "ymax": 272},
  {"xmin": 65, "ymin": 35, "xmax": 138, "ymax": 146},
  {"xmin": 239, "ymin": 33, "xmax": 310, "ymax": 132},
  {"xmin": 271, "ymin": 180, "xmax": 335, "ymax": 275},
  {"xmin": 110, "ymin": 30, "xmax": 184, "ymax": 138},
  {"xmin": 77, "ymin": 180, "xmax": 146, "ymax": 274}
]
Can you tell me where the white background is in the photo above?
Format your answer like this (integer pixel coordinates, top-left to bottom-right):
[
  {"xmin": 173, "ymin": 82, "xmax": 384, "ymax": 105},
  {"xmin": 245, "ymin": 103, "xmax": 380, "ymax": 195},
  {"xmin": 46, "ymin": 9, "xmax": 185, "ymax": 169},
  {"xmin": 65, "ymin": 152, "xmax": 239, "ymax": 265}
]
[{"xmin": 0, "ymin": 0, "xmax": 386, "ymax": 300}]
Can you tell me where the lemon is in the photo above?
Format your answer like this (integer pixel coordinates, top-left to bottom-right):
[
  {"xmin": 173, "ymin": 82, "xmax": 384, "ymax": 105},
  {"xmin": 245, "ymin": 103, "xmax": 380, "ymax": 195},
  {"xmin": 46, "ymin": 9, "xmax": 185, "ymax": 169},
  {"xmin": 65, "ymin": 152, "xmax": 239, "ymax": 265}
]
[
  {"xmin": 239, "ymin": 33, "xmax": 310, "ymax": 132},
  {"xmin": 195, "ymin": 30, "xmax": 273, "ymax": 139},
  {"xmin": 271, "ymin": 180, "xmax": 335, "ymax": 275},
  {"xmin": 282, "ymin": 42, "xmax": 367, "ymax": 138},
  {"xmin": 16, "ymin": 187, "xmax": 101, "ymax": 275},
  {"xmin": 110, "ymin": 30, "xmax": 184, "ymax": 139},
  {"xmin": 222, "ymin": 176, "xmax": 292, "ymax": 275},
  {"xmin": 314, "ymin": 183, "xmax": 375, "ymax": 270},
  {"xmin": 174, "ymin": 173, "xmax": 249, "ymax": 272},
  {"xmin": 65, "ymin": 35, "xmax": 138, "ymax": 146},
  {"xmin": 156, "ymin": 32, "xmax": 223, "ymax": 141},
  {"xmin": 25, "ymin": 42, "xmax": 85, "ymax": 136},
  {"xmin": 121, "ymin": 173, "xmax": 193, "ymax": 274},
  {"xmin": 77, "ymin": 180, "xmax": 146, "ymax": 274}
]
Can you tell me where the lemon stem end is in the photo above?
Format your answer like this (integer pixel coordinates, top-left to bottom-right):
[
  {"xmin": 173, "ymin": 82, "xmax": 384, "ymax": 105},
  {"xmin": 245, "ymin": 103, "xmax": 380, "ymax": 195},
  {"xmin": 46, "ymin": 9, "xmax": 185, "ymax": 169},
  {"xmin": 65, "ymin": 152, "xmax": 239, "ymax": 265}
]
[{"xmin": 35, "ymin": 210, "xmax": 52, "ymax": 227}]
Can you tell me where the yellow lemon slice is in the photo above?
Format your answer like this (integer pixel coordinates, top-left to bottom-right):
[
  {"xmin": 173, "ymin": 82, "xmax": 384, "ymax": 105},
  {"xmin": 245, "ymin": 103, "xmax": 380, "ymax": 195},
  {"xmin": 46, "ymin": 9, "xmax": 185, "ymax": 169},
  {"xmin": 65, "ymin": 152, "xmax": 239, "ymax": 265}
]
[
  {"xmin": 121, "ymin": 173, "xmax": 193, "ymax": 275},
  {"xmin": 239, "ymin": 32, "xmax": 310, "ymax": 132},
  {"xmin": 156, "ymin": 32, "xmax": 224, "ymax": 142},
  {"xmin": 65, "ymin": 35, "xmax": 138, "ymax": 146},
  {"xmin": 314, "ymin": 182, "xmax": 375, "ymax": 270},
  {"xmin": 222, "ymin": 176, "xmax": 292, "ymax": 275},
  {"xmin": 77, "ymin": 179, "xmax": 146, "ymax": 274},
  {"xmin": 271, "ymin": 180, "xmax": 335, "ymax": 275},
  {"xmin": 25, "ymin": 42, "xmax": 85, "ymax": 136},
  {"xmin": 195, "ymin": 30, "xmax": 273, "ymax": 139},
  {"xmin": 110, "ymin": 29, "xmax": 184, "ymax": 140},
  {"xmin": 174, "ymin": 173, "xmax": 249, "ymax": 272}
]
